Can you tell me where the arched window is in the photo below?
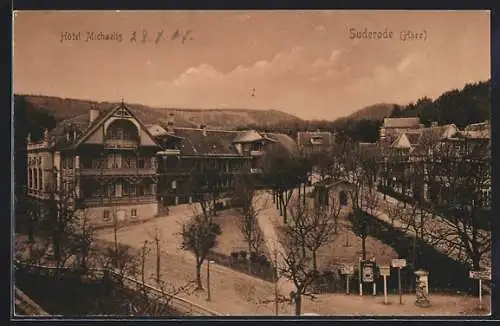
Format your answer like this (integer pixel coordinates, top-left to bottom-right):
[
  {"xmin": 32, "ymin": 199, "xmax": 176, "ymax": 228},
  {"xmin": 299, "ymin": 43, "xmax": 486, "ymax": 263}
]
[{"xmin": 105, "ymin": 119, "xmax": 140, "ymax": 141}]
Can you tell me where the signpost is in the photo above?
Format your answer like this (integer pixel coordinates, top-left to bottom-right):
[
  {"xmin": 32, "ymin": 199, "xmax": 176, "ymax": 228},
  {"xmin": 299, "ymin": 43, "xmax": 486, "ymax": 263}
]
[
  {"xmin": 360, "ymin": 259, "xmax": 376, "ymax": 296},
  {"xmin": 379, "ymin": 265, "xmax": 390, "ymax": 304},
  {"xmin": 392, "ymin": 258, "xmax": 407, "ymax": 304},
  {"xmin": 341, "ymin": 264, "xmax": 354, "ymax": 295},
  {"xmin": 469, "ymin": 269, "xmax": 491, "ymax": 310}
]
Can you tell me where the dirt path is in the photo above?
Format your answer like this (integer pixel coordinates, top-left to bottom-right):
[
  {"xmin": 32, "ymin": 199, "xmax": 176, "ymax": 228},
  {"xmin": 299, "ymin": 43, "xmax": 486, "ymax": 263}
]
[{"xmin": 254, "ymin": 191, "xmax": 296, "ymax": 297}]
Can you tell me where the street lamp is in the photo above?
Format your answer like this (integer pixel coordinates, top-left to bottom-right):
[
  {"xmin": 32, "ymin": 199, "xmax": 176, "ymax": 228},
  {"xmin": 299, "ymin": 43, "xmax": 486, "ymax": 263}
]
[{"xmin": 207, "ymin": 260, "xmax": 215, "ymax": 301}]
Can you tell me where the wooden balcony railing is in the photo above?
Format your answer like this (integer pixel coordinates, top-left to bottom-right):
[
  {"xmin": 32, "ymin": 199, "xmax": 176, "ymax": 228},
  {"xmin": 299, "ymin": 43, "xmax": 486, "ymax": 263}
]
[
  {"xmin": 103, "ymin": 139, "xmax": 139, "ymax": 149},
  {"xmin": 77, "ymin": 168, "xmax": 156, "ymax": 176},
  {"xmin": 81, "ymin": 195, "xmax": 157, "ymax": 206}
]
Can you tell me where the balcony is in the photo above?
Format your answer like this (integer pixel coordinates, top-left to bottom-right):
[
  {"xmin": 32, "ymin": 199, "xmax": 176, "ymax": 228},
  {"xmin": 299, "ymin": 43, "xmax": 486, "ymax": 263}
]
[
  {"xmin": 250, "ymin": 150, "xmax": 265, "ymax": 156},
  {"xmin": 103, "ymin": 139, "xmax": 139, "ymax": 149},
  {"xmin": 78, "ymin": 167, "xmax": 157, "ymax": 176},
  {"xmin": 80, "ymin": 195, "xmax": 157, "ymax": 207}
]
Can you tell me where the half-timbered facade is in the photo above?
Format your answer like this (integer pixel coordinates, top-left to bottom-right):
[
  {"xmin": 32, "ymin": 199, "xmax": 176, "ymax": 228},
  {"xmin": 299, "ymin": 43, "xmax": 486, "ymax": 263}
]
[{"xmin": 26, "ymin": 103, "xmax": 161, "ymax": 226}]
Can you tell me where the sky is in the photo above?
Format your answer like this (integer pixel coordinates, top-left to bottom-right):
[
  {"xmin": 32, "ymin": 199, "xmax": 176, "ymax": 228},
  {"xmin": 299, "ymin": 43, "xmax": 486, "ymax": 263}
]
[{"xmin": 13, "ymin": 10, "xmax": 490, "ymax": 120}]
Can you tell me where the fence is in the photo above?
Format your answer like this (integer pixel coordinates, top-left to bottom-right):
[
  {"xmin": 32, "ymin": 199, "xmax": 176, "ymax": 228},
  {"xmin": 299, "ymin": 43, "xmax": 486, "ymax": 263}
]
[
  {"xmin": 14, "ymin": 286, "xmax": 49, "ymax": 316},
  {"xmin": 14, "ymin": 260, "xmax": 220, "ymax": 317}
]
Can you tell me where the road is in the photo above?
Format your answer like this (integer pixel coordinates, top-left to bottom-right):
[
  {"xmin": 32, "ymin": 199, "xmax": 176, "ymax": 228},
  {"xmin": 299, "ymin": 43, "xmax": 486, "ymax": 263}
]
[{"xmin": 254, "ymin": 191, "xmax": 296, "ymax": 297}]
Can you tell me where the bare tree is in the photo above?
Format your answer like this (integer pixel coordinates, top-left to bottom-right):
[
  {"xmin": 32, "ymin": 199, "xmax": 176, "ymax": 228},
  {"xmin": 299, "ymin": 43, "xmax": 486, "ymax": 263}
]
[
  {"xmin": 305, "ymin": 196, "xmax": 339, "ymax": 272},
  {"xmin": 424, "ymin": 139, "xmax": 491, "ymax": 273},
  {"xmin": 262, "ymin": 146, "xmax": 304, "ymax": 223},
  {"xmin": 279, "ymin": 215, "xmax": 317, "ymax": 316},
  {"xmin": 72, "ymin": 208, "xmax": 95, "ymax": 271},
  {"xmin": 179, "ymin": 198, "xmax": 222, "ymax": 290},
  {"xmin": 34, "ymin": 179, "xmax": 93, "ymax": 275},
  {"xmin": 233, "ymin": 173, "xmax": 265, "ymax": 274},
  {"xmin": 338, "ymin": 141, "xmax": 381, "ymax": 260}
]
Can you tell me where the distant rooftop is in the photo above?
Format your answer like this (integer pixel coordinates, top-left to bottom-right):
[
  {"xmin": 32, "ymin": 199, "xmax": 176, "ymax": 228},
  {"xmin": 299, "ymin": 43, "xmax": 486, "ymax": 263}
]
[{"xmin": 382, "ymin": 117, "xmax": 421, "ymax": 129}]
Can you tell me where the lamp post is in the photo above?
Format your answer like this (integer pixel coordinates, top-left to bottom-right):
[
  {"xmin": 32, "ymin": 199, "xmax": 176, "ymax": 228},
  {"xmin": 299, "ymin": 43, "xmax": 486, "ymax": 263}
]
[{"xmin": 207, "ymin": 260, "xmax": 215, "ymax": 301}]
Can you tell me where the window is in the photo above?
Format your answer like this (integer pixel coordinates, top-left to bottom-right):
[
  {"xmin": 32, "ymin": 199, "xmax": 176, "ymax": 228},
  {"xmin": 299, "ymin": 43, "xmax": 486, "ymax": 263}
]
[
  {"xmin": 34, "ymin": 169, "xmax": 38, "ymax": 189},
  {"xmin": 122, "ymin": 182, "xmax": 129, "ymax": 196},
  {"xmin": 107, "ymin": 184, "xmax": 116, "ymax": 197},
  {"xmin": 67, "ymin": 157, "xmax": 73, "ymax": 169},
  {"xmin": 38, "ymin": 168, "xmax": 43, "ymax": 191},
  {"xmin": 62, "ymin": 158, "xmax": 67, "ymax": 169},
  {"xmin": 129, "ymin": 183, "xmax": 136, "ymax": 196},
  {"xmin": 28, "ymin": 169, "xmax": 33, "ymax": 189},
  {"xmin": 122, "ymin": 156, "xmax": 132, "ymax": 168},
  {"xmin": 103, "ymin": 210, "xmax": 110, "ymax": 221},
  {"xmin": 131, "ymin": 209, "xmax": 137, "ymax": 218},
  {"xmin": 116, "ymin": 128, "xmax": 123, "ymax": 140},
  {"xmin": 138, "ymin": 158, "xmax": 145, "ymax": 169},
  {"xmin": 339, "ymin": 191, "xmax": 348, "ymax": 207}
]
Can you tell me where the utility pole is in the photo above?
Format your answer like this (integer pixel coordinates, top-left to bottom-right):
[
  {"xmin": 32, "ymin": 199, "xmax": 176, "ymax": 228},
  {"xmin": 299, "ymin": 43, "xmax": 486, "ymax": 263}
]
[{"xmin": 272, "ymin": 249, "xmax": 279, "ymax": 316}]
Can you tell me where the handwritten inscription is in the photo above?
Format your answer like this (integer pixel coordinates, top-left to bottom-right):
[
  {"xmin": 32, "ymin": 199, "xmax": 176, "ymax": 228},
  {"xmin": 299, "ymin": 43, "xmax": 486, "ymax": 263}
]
[
  {"xmin": 59, "ymin": 29, "xmax": 194, "ymax": 44},
  {"xmin": 348, "ymin": 28, "xmax": 427, "ymax": 41}
]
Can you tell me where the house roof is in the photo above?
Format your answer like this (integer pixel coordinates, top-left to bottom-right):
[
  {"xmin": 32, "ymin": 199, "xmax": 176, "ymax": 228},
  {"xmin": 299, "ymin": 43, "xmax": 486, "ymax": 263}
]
[
  {"xmin": 152, "ymin": 126, "xmax": 297, "ymax": 157},
  {"xmin": 48, "ymin": 106, "xmax": 114, "ymax": 150},
  {"xmin": 47, "ymin": 103, "xmax": 161, "ymax": 150},
  {"xmin": 297, "ymin": 131, "xmax": 334, "ymax": 147},
  {"xmin": 265, "ymin": 132, "xmax": 299, "ymax": 156},
  {"xmin": 390, "ymin": 134, "xmax": 412, "ymax": 149},
  {"xmin": 382, "ymin": 117, "xmax": 421, "ymax": 129},
  {"xmin": 233, "ymin": 130, "xmax": 264, "ymax": 143},
  {"xmin": 464, "ymin": 121, "xmax": 490, "ymax": 132},
  {"xmin": 146, "ymin": 124, "xmax": 168, "ymax": 137}
]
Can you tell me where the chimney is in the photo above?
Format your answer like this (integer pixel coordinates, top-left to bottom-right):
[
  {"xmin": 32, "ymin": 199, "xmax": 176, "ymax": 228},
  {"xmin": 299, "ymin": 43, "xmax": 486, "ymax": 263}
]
[
  {"xmin": 89, "ymin": 107, "xmax": 100, "ymax": 125},
  {"xmin": 26, "ymin": 133, "xmax": 31, "ymax": 143},
  {"xmin": 431, "ymin": 121, "xmax": 438, "ymax": 127},
  {"xmin": 200, "ymin": 124, "xmax": 207, "ymax": 136},
  {"xmin": 43, "ymin": 129, "xmax": 50, "ymax": 141}
]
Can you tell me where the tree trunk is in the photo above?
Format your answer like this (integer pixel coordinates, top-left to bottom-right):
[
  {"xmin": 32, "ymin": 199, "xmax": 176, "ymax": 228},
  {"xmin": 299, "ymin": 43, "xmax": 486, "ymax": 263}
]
[
  {"xmin": 295, "ymin": 293, "xmax": 302, "ymax": 316},
  {"xmin": 361, "ymin": 236, "xmax": 367, "ymax": 260},
  {"xmin": 303, "ymin": 183, "xmax": 306, "ymax": 206},
  {"xmin": 282, "ymin": 194, "xmax": 288, "ymax": 223},
  {"xmin": 298, "ymin": 185, "xmax": 302, "ymax": 209},
  {"xmin": 312, "ymin": 249, "xmax": 318, "ymax": 272},
  {"xmin": 196, "ymin": 262, "xmax": 203, "ymax": 290},
  {"xmin": 248, "ymin": 244, "xmax": 253, "ymax": 275},
  {"xmin": 114, "ymin": 225, "xmax": 119, "ymax": 269}
]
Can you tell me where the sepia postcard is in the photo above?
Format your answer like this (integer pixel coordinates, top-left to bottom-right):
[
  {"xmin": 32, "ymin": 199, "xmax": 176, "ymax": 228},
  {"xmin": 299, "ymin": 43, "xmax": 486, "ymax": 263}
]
[{"xmin": 12, "ymin": 10, "xmax": 492, "ymax": 318}]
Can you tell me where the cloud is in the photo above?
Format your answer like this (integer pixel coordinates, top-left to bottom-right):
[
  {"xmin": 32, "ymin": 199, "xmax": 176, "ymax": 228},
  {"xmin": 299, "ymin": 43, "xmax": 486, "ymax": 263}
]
[
  {"xmin": 312, "ymin": 49, "xmax": 344, "ymax": 68},
  {"xmin": 397, "ymin": 54, "xmax": 417, "ymax": 72},
  {"xmin": 170, "ymin": 46, "xmax": 306, "ymax": 90},
  {"xmin": 172, "ymin": 63, "xmax": 224, "ymax": 86}
]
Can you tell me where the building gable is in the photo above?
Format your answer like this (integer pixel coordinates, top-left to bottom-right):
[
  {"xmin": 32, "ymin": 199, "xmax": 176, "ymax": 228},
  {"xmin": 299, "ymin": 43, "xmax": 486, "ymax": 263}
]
[
  {"xmin": 75, "ymin": 103, "xmax": 160, "ymax": 148},
  {"xmin": 391, "ymin": 133, "xmax": 412, "ymax": 149}
]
